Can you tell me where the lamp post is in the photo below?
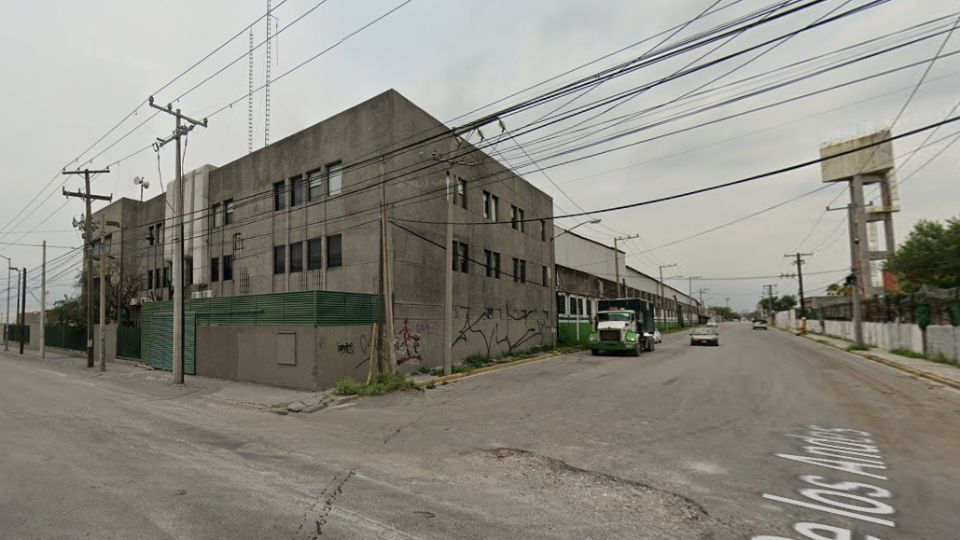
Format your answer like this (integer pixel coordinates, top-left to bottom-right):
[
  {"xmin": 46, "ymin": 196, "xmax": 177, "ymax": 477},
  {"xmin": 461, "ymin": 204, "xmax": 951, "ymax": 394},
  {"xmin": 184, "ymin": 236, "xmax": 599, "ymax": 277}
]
[{"xmin": 552, "ymin": 219, "xmax": 601, "ymax": 240}]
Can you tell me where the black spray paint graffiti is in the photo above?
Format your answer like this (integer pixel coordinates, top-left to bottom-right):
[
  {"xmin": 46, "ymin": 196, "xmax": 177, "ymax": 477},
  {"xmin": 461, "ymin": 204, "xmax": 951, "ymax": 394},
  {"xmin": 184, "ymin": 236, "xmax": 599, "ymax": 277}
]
[
  {"xmin": 337, "ymin": 341, "xmax": 354, "ymax": 355},
  {"xmin": 453, "ymin": 309, "xmax": 545, "ymax": 356}
]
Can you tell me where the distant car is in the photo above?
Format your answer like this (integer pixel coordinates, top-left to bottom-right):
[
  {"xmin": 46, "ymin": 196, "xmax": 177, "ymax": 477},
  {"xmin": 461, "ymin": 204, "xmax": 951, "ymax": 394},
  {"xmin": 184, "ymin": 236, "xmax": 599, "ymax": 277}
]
[
  {"xmin": 690, "ymin": 327, "xmax": 719, "ymax": 346},
  {"xmin": 706, "ymin": 321, "xmax": 718, "ymax": 328},
  {"xmin": 752, "ymin": 319, "xmax": 768, "ymax": 330}
]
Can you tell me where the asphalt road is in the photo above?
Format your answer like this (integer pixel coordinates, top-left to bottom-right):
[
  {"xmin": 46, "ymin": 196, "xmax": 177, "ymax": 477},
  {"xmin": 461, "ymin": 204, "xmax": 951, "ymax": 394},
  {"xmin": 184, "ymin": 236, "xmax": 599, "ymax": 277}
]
[{"xmin": 2, "ymin": 323, "xmax": 959, "ymax": 539}]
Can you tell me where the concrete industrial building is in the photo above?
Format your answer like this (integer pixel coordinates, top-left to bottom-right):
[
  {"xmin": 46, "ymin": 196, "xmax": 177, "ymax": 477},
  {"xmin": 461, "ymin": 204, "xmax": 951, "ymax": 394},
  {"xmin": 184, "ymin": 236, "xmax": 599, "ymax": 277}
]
[
  {"xmin": 555, "ymin": 229, "xmax": 701, "ymax": 341},
  {"xmin": 90, "ymin": 89, "xmax": 556, "ymax": 382}
]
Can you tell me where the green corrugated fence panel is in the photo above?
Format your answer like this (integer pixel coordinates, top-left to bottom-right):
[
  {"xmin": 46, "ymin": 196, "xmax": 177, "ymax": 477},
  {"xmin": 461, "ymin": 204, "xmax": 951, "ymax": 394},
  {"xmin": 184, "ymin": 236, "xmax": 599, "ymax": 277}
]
[
  {"xmin": 139, "ymin": 290, "xmax": 379, "ymax": 373},
  {"xmin": 116, "ymin": 326, "xmax": 141, "ymax": 359},
  {"xmin": 5, "ymin": 325, "xmax": 30, "ymax": 344},
  {"xmin": 42, "ymin": 325, "xmax": 85, "ymax": 351}
]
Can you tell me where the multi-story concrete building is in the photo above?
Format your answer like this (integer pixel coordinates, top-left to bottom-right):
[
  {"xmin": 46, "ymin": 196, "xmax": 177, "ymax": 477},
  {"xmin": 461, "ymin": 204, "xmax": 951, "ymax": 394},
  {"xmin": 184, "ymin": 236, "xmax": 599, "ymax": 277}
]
[{"xmin": 93, "ymin": 89, "xmax": 555, "ymax": 371}]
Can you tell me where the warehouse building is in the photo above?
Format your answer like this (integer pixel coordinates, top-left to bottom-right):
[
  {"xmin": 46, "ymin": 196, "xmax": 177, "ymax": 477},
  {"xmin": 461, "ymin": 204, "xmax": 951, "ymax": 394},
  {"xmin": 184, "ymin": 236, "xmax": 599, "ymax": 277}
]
[{"xmin": 90, "ymin": 89, "xmax": 555, "ymax": 388}]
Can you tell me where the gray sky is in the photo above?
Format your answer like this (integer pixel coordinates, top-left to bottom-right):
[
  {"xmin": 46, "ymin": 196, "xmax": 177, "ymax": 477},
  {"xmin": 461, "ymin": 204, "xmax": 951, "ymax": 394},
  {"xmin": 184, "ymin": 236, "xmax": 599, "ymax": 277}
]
[{"xmin": 1, "ymin": 0, "xmax": 958, "ymax": 312}]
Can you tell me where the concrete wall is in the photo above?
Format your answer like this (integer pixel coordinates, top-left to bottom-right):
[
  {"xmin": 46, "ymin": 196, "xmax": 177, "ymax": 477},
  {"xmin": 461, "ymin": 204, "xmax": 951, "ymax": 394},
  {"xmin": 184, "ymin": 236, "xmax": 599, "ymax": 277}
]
[
  {"xmin": 195, "ymin": 324, "xmax": 377, "ymax": 390},
  {"xmin": 776, "ymin": 310, "xmax": 957, "ymax": 362}
]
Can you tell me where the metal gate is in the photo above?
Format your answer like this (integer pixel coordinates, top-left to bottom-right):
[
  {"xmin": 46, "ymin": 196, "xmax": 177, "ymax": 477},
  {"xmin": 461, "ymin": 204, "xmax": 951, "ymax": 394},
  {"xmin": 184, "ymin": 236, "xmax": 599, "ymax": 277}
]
[{"xmin": 142, "ymin": 313, "xmax": 196, "ymax": 375}]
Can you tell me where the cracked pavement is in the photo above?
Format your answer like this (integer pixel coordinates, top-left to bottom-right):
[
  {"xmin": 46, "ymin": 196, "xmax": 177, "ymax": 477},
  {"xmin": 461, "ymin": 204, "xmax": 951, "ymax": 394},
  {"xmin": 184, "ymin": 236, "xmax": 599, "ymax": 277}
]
[{"xmin": 2, "ymin": 323, "xmax": 960, "ymax": 538}]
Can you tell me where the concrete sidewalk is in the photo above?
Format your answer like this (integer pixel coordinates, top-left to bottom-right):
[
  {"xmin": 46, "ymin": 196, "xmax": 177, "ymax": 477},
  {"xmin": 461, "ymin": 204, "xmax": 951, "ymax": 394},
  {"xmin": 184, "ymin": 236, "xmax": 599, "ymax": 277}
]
[
  {"xmin": 0, "ymin": 347, "xmax": 344, "ymax": 414},
  {"xmin": 800, "ymin": 332, "xmax": 960, "ymax": 390}
]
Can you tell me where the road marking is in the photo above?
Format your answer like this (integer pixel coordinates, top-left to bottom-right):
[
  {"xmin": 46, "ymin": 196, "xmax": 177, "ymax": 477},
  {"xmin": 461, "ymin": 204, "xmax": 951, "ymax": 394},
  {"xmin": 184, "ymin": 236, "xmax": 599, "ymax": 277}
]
[{"xmin": 753, "ymin": 426, "xmax": 896, "ymax": 539}]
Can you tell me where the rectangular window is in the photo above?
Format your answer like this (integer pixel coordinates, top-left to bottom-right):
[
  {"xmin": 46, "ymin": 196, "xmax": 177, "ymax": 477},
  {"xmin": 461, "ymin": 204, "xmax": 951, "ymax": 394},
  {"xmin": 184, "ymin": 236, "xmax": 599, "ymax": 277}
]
[
  {"xmin": 290, "ymin": 175, "xmax": 304, "ymax": 207},
  {"xmin": 290, "ymin": 242, "xmax": 303, "ymax": 273},
  {"xmin": 274, "ymin": 181, "xmax": 286, "ymax": 211},
  {"xmin": 521, "ymin": 259, "xmax": 526, "ymax": 283},
  {"xmin": 540, "ymin": 220, "xmax": 546, "ymax": 241},
  {"xmin": 147, "ymin": 269, "xmax": 153, "ymax": 289},
  {"xmin": 163, "ymin": 266, "xmax": 170, "ymax": 288},
  {"xmin": 493, "ymin": 252, "xmax": 501, "ymax": 279},
  {"xmin": 327, "ymin": 162, "xmax": 343, "ymax": 197},
  {"xmin": 518, "ymin": 208, "xmax": 525, "ymax": 232},
  {"xmin": 485, "ymin": 250, "xmax": 501, "ymax": 278},
  {"xmin": 326, "ymin": 233, "xmax": 342, "ymax": 268},
  {"xmin": 511, "ymin": 205, "xmax": 519, "ymax": 230},
  {"xmin": 570, "ymin": 295, "xmax": 579, "ymax": 315},
  {"xmin": 156, "ymin": 222, "xmax": 163, "ymax": 245},
  {"xmin": 513, "ymin": 258, "xmax": 519, "ymax": 282},
  {"xmin": 542, "ymin": 265, "xmax": 549, "ymax": 287},
  {"xmin": 210, "ymin": 202, "xmax": 221, "ymax": 229},
  {"xmin": 557, "ymin": 294, "xmax": 566, "ymax": 316},
  {"xmin": 223, "ymin": 254, "xmax": 233, "ymax": 281},
  {"xmin": 273, "ymin": 245, "xmax": 286, "ymax": 275},
  {"xmin": 483, "ymin": 192, "xmax": 490, "ymax": 218},
  {"xmin": 491, "ymin": 194, "xmax": 499, "ymax": 221},
  {"xmin": 148, "ymin": 225, "xmax": 154, "ymax": 246},
  {"xmin": 485, "ymin": 250, "xmax": 493, "ymax": 277},
  {"xmin": 308, "ymin": 169, "xmax": 323, "ymax": 200},
  {"xmin": 210, "ymin": 257, "xmax": 219, "ymax": 282},
  {"xmin": 455, "ymin": 177, "xmax": 467, "ymax": 209},
  {"xmin": 452, "ymin": 241, "xmax": 468, "ymax": 273},
  {"xmin": 307, "ymin": 238, "xmax": 322, "ymax": 270},
  {"xmin": 587, "ymin": 299, "xmax": 592, "ymax": 316},
  {"xmin": 104, "ymin": 234, "xmax": 112, "ymax": 254},
  {"xmin": 224, "ymin": 199, "xmax": 234, "ymax": 225}
]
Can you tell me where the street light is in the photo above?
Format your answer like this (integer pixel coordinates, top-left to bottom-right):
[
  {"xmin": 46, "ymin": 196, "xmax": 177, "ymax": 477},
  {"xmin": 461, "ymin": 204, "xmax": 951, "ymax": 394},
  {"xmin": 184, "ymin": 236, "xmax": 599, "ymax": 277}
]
[
  {"xmin": 133, "ymin": 176, "xmax": 150, "ymax": 203},
  {"xmin": 552, "ymin": 219, "xmax": 601, "ymax": 240}
]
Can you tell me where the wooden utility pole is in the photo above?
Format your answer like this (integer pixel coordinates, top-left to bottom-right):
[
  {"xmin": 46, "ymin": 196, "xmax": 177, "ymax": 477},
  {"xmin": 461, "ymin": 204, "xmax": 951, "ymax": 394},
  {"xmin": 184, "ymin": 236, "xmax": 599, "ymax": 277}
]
[
  {"xmin": 19, "ymin": 268, "xmax": 26, "ymax": 355},
  {"xmin": 2, "ymin": 254, "xmax": 11, "ymax": 352},
  {"xmin": 783, "ymin": 252, "xmax": 812, "ymax": 319},
  {"xmin": 827, "ymin": 202, "xmax": 871, "ymax": 346},
  {"xmin": 62, "ymin": 168, "xmax": 112, "ymax": 368},
  {"xmin": 149, "ymin": 96, "xmax": 208, "ymax": 384},
  {"xmin": 658, "ymin": 263, "xmax": 677, "ymax": 329},
  {"xmin": 379, "ymin": 160, "xmax": 397, "ymax": 374},
  {"xmin": 40, "ymin": 241, "xmax": 46, "ymax": 360}
]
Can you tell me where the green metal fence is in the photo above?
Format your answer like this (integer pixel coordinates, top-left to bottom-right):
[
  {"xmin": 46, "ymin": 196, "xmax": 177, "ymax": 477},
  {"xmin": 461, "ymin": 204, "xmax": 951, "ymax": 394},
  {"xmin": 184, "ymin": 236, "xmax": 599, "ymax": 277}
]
[
  {"xmin": 4, "ymin": 324, "xmax": 30, "ymax": 344},
  {"xmin": 116, "ymin": 326, "xmax": 141, "ymax": 359},
  {"xmin": 44, "ymin": 325, "xmax": 86, "ymax": 351},
  {"xmin": 141, "ymin": 291, "xmax": 380, "ymax": 374}
]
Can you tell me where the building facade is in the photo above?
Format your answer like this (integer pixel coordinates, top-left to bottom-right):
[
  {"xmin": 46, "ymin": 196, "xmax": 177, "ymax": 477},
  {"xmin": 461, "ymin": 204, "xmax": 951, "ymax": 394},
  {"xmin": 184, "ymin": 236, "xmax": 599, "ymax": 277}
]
[{"xmin": 92, "ymin": 90, "xmax": 555, "ymax": 375}]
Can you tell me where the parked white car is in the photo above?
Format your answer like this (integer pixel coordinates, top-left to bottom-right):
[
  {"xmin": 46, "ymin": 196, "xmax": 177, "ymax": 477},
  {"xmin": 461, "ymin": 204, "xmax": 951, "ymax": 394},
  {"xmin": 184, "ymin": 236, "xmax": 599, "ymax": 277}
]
[{"xmin": 752, "ymin": 319, "xmax": 768, "ymax": 330}]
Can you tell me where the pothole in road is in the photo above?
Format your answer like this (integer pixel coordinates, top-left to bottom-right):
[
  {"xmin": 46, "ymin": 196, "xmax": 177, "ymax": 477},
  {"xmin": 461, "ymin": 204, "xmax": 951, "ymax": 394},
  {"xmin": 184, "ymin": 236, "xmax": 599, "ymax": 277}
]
[{"xmin": 451, "ymin": 447, "xmax": 732, "ymax": 538}]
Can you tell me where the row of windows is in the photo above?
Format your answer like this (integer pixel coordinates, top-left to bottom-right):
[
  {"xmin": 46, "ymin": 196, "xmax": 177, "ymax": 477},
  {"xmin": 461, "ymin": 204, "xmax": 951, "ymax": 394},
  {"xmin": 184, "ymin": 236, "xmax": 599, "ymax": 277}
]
[
  {"xmin": 146, "ymin": 266, "xmax": 170, "ymax": 290},
  {"xmin": 210, "ymin": 255, "xmax": 234, "ymax": 282},
  {"xmin": 274, "ymin": 162, "xmax": 343, "ymax": 211},
  {"xmin": 209, "ymin": 200, "xmax": 235, "ymax": 229},
  {"xmin": 273, "ymin": 233, "xmax": 342, "ymax": 275},
  {"xmin": 450, "ymin": 173, "xmax": 547, "ymax": 242},
  {"xmin": 451, "ymin": 243, "xmax": 548, "ymax": 286},
  {"xmin": 557, "ymin": 294, "xmax": 595, "ymax": 317},
  {"xmin": 147, "ymin": 222, "xmax": 164, "ymax": 246}
]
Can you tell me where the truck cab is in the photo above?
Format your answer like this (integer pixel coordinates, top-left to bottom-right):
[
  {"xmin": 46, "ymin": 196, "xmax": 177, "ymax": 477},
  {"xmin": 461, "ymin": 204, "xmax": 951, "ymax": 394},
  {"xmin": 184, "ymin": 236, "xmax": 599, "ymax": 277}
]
[{"xmin": 589, "ymin": 307, "xmax": 654, "ymax": 356}]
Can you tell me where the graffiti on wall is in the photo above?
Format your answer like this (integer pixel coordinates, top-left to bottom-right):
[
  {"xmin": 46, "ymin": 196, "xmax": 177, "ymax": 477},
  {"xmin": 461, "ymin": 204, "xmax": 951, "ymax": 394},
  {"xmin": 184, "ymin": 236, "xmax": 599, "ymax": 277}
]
[
  {"xmin": 453, "ymin": 309, "xmax": 546, "ymax": 356},
  {"xmin": 337, "ymin": 341, "xmax": 354, "ymax": 355},
  {"xmin": 394, "ymin": 319, "xmax": 423, "ymax": 363}
]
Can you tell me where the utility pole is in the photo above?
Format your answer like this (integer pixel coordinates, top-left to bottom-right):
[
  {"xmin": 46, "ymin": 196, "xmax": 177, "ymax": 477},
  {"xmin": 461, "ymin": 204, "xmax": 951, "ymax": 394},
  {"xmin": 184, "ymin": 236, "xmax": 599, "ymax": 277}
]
[
  {"xmin": 12, "ymin": 268, "xmax": 20, "ymax": 352},
  {"xmin": 697, "ymin": 288, "xmax": 709, "ymax": 314},
  {"xmin": 762, "ymin": 284, "xmax": 777, "ymax": 321},
  {"xmin": 658, "ymin": 263, "xmax": 677, "ymax": 329},
  {"xmin": 443, "ymin": 177, "xmax": 454, "ymax": 376},
  {"xmin": 19, "ymin": 268, "xmax": 26, "ymax": 355},
  {"xmin": 63, "ymin": 168, "xmax": 111, "ymax": 367},
  {"xmin": 2, "ymin": 254, "xmax": 11, "ymax": 352},
  {"xmin": 150, "ymin": 96, "xmax": 208, "ymax": 384},
  {"xmin": 613, "ymin": 234, "xmax": 639, "ymax": 297},
  {"xmin": 687, "ymin": 275, "xmax": 702, "ymax": 319},
  {"xmin": 827, "ymin": 202, "xmax": 870, "ymax": 346},
  {"xmin": 783, "ymin": 252, "xmax": 813, "ymax": 317},
  {"xmin": 40, "ymin": 242, "xmax": 46, "ymax": 360},
  {"xmin": 379, "ymin": 159, "xmax": 397, "ymax": 374}
]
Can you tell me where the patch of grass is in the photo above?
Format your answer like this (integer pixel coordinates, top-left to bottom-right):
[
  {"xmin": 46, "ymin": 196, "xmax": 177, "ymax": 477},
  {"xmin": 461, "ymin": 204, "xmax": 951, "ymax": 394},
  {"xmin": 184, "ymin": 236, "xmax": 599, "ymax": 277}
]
[
  {"xmin": 929, "ymin": 353, "xmax": 956, "ymax": 365},
  {"xmin": 270, "ymin": 402, "xmax": 291, "ymax": 409},
  {"xmin": 333, "ymin": 373, "xmax": 416, "ymax": 396},
  {"xmin": 891, "ymin": 348, "xmax": 926, "ymax": 359},
  {"xmin": 847, "ymin": 343, "xmax": 872, "ymax": 351}
]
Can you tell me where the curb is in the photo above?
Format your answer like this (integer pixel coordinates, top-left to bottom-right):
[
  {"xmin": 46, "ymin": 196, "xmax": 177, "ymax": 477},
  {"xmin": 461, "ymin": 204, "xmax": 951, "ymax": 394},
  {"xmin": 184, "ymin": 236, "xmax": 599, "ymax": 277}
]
[
  {"xmin": 415, "ymin": 349, "xmax": 576, "ymax": 388},
  {"xmin": 798, "ymin": 332, "xmax": 960, "ymax": 392}
]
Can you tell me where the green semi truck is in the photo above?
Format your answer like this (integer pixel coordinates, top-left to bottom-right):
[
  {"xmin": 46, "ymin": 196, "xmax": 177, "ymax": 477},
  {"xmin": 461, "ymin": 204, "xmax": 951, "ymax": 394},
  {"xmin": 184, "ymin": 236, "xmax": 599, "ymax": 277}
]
[{"xmin": 589, "ymin": 298, "xmax": 655, "ymax": 355}]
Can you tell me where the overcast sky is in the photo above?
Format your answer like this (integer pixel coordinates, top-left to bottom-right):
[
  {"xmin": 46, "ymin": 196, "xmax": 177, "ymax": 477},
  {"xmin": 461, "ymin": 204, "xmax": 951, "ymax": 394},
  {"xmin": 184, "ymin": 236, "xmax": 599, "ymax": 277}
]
[{"xmin": 1, "ymin": 0, "xmax": 958, "ymax": 312}]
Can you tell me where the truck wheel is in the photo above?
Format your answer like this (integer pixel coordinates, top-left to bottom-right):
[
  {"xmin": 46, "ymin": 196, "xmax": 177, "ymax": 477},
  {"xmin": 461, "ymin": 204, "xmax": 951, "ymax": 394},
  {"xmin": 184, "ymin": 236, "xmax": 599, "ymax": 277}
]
[
  {"xmin": 591, "ymin": 349, "xmax": 599, "ymax": 356},
  {"xmin": 648, "ymin": 338, "xmax": 655, "ymax": 352},
  {"xmin": 632, "ymin": 342, "xmax": 641, "ymax": 357}
]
